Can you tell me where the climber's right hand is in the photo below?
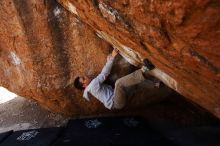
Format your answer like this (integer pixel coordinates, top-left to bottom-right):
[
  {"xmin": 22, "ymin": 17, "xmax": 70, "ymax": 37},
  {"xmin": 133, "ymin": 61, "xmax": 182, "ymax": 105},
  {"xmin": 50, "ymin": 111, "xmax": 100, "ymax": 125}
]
[{"xmin": 111, "ymin": 48, "xmax": 119, "ymax": 58}]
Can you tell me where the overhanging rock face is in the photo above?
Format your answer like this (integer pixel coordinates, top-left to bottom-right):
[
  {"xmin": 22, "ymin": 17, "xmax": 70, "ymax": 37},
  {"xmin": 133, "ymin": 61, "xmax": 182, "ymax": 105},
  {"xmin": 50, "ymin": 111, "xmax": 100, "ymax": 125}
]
[
  {"xmin": 0, "ymin": 0, "xmax": 111, "ymax": 115},
  {"xmin": 57, "ymin": 0, "xmax": 220, "ymax": 117},
  {"xmin": 0, "ymin": 0, "xmax": 220, "ymax": 117},
  {"xmin": 0, "ymin": 0, "xmax": 171, "ymax": 115}
]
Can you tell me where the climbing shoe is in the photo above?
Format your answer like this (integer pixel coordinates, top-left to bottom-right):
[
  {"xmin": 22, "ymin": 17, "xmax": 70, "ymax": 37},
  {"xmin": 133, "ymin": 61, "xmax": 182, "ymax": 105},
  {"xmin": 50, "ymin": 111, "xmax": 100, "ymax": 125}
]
[
  {"xmin": 154, "ymin": 81, "xmax": 165, "ymax": 88},
  {"xmin": 141, "ymin": 59, "xmax": 155, "ymax": 72}
]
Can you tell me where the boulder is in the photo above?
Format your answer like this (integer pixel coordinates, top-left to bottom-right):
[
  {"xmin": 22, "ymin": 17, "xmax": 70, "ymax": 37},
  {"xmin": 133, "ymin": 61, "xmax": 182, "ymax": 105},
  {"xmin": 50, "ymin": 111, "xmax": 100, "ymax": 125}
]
[
  {"xmin": 0, "ymin": 0, "xmax": 171, "ymax": 115},
  {"xmin": 57, "ymin": 0, "xmax": 220, "ymax": 117},
  {"xmin": 0, "ymin": 0, "xmax": 219, "ymax": 117}
]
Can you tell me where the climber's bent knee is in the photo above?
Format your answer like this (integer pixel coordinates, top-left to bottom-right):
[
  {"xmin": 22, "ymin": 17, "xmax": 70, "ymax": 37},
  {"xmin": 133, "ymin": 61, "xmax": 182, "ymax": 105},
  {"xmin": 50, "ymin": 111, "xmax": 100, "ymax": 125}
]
[{"xmin": 112, "ymin": 100, "xmax": 126, "ymax": 110}]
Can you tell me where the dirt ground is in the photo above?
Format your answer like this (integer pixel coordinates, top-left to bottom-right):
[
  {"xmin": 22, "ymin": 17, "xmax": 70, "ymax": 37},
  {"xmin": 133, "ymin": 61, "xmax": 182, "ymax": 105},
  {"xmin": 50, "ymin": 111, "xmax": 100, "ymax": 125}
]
[{"xmin": 0, "ymin": 95, "xmax": 69, "ymax": 133}]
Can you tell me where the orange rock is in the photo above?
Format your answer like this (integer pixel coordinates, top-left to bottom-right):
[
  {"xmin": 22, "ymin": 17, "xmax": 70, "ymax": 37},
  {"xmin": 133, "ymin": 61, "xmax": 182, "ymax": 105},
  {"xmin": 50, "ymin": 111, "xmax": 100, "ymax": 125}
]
[
  {"xmin": 0, "ymin": 0, "xmax": 219, "ymax": 118},
  {"xmin": 57, "ymin": 0, "xmax": 220, "ymax": 118},
  {"xmin": 0, "ymin": 0, "xmax": 171, "ymax": 116}
]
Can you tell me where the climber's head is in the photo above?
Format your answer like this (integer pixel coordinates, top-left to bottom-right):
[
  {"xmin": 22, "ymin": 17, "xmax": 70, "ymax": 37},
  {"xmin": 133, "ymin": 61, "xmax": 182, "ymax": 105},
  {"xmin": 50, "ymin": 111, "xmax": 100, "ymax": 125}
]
[{"xmin": 74, "ymin": 76, "xmax": 91, "ymax": 90}]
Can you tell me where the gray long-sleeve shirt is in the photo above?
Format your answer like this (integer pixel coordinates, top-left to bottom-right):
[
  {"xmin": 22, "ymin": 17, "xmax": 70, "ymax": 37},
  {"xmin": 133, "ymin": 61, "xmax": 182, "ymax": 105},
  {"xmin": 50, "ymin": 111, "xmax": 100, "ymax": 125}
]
[{"xmin": 83, "ymin": 56, "xmax": 115, "ymax": 109}]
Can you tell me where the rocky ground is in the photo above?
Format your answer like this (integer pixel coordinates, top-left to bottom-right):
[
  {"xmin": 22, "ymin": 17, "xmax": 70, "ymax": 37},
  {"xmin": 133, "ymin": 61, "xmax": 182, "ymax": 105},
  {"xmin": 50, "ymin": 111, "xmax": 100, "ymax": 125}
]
[{"xmin": 0, "ymin": 94, "xmax": 69, "ymax": 133}]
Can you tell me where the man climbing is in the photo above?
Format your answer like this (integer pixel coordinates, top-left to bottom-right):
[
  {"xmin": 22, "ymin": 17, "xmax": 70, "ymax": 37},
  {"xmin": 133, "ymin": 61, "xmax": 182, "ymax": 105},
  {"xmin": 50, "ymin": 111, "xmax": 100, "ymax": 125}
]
[{"xmin": 74, "ymin": 48, "xmax": 158, "ymax": 110}]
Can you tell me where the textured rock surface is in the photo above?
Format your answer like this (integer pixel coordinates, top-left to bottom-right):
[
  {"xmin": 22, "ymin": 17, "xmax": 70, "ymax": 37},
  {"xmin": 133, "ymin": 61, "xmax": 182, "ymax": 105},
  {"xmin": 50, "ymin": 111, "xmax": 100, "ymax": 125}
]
[
  {"xmin": 57, "ymin": 0, "xmax": 220, "ymax": 117},
  {"xmin": 0, "ymin": 0, "xmax": 220, "ymax": 117},
  {"xmin": 0, "ymin": 0, "xmax": 171, "ymax": 116}
]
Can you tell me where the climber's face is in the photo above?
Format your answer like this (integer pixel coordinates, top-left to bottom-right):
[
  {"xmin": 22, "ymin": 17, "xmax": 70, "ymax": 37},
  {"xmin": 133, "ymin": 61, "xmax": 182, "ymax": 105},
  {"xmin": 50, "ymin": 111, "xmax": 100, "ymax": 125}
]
[{"xmin": 79, "ymin": 76, "xmax": 91, "ymax": 88}]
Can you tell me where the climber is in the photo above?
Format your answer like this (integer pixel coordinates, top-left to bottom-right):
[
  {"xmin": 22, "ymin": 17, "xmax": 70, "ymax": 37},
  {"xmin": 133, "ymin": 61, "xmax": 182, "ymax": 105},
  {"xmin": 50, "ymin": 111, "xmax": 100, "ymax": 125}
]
[{"xmin": 74, "ymin": 48, "xmax": 158, "ymax": 110}]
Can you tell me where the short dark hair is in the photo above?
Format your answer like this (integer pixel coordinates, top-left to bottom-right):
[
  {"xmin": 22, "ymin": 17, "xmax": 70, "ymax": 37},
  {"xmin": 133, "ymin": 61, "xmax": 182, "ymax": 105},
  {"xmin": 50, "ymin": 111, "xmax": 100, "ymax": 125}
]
[{"xmin": 74, "ymin": 76, "xmax": 85, "ymax": 90}]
